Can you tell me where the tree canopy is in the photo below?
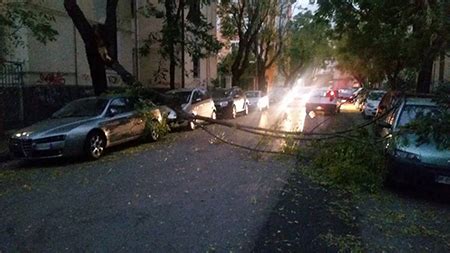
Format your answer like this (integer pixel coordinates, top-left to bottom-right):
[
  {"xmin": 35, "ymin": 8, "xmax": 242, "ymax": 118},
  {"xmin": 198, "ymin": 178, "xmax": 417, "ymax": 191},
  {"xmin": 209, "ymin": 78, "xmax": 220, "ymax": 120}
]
[
  {"xmin": 316, "ymin": 0, "xmax": 450, "ymax": 92},
  {"xmin": 0, "ymin": 1, "xmax": 58, "ymax": 59}
]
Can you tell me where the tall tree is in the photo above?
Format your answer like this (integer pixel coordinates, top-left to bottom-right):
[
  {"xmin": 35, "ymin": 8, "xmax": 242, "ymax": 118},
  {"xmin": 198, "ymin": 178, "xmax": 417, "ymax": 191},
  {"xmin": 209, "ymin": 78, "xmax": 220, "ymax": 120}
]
[
  {"xmin": 316, "ymin": 0, "xmax": 449, "ymax": 92},
  {"xmin": 218, "ymin": 0, "xmax": 275, "ymax": 86},
  {"xmin": 279, "ymin": 11, "xmax": 332, "ymax": 86},
  {"xmin": 253, "ymin": 0, "xmax": 292, "ymax": 91},
  {"xmin": 64, "ymin": 0, "xmax": 135, "ymax": 95}
]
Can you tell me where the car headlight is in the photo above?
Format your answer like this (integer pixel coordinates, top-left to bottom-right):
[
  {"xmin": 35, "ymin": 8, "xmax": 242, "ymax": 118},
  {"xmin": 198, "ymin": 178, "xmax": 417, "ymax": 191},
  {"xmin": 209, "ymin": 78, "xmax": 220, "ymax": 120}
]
[
  {"xmin": 219, "ymin": 101, "xmax": 229, "ymax": 107},
  {"xmin": 394, "ymin": 149, "xmax": 421, "ymax": 162}
]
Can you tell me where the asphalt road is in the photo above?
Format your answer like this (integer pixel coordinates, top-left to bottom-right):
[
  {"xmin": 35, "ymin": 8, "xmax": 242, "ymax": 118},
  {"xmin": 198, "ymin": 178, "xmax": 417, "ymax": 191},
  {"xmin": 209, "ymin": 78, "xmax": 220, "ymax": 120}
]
[{"xmin": 0, "ymin": 100, "xmax": 345, "ymax": 252}]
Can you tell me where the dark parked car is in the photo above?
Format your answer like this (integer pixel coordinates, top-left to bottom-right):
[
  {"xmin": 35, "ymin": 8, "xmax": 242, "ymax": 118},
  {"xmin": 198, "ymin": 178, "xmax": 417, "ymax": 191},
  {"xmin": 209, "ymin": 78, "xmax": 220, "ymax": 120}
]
[
  {"xmin": 379, "ymin": 97, "xmax": 450, "ymax": 186},
  {"xmin": 213, "ymin": 87, "xmax": 249, "ymax": 118},
  {"xmin": 9, "ymin": 96, "xmax": 164, "ymax": 160}
]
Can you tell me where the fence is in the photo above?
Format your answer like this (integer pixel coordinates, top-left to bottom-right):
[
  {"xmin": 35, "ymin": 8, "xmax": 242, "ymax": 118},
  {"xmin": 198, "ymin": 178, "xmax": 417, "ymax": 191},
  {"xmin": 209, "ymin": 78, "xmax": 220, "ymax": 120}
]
[
  {"xmin": 0, "ymin": 61, "xmax": 24, "ymax": 133},
  {"xmin": 0, "ymin": 61, "xmax": 94, "ymax": 133}
]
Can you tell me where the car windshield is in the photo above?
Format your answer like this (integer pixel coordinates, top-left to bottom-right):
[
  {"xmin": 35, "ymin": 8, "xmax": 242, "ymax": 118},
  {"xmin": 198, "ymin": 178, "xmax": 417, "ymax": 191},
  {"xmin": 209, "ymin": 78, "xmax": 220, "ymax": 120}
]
[
  {"xmin": 312, "ymin": 89, "xmax": 327, "ymax": 97},
  {"xmin": 169, "ymin": 91, "xmax": 191, "ymax": 104},
  {"xmin": 397, "ymin": 105, "xmax": 441, "ymax": 127},
  {"xmin": 52, "ymin": 98, "xmax": 109, "ymax": 118},
  {"xmin": 368, "ymin": 91, "xmax": 385, "ymax": 100},
  {"xmin": 212, "ymin": 89, "xmax": 232, "ymax": 98},
  {"xmin": 245, "ymin": 91, "xmax": 260, "ymax": 98}
]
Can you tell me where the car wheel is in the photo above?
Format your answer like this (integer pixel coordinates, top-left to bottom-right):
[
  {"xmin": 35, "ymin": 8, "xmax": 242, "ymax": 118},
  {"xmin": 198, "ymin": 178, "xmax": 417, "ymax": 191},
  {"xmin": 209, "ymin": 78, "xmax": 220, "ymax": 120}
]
[
  {"xmin": 85, "ymin": 131, "xmax": 106, "ymax": 159},
  {"xmin": 244, "ymin": 104, "xmax": 249, "ymax": 115}
]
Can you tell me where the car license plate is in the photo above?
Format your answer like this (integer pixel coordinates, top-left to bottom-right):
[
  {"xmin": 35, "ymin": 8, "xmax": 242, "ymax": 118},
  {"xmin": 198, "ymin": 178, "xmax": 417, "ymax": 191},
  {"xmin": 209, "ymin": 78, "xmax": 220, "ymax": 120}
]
[{"xmin": 435, "ymin": 175, "xmax": 450, "ymax": 185}]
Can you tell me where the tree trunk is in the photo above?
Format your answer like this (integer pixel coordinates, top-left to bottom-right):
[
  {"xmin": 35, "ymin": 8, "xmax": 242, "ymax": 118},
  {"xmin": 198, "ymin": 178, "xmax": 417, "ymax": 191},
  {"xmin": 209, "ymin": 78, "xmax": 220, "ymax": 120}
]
[
  {"xmin": 169, "ymin": 54, "xmax": 176, "ymax": 89},
  {"xmin": 256, "ymin": 67, "xmax": 267, "ymax": 91},
  {"xmin": 64, "ymin": 0, "xmax": 108, "ymax": 95},
  {"xmin": 416, "ymin": 57, "xmax": 433, "ymax": 93},
  {"xmin": 165, "ymin": 0, "xmax": 177, "ymax": 89},
  {"xmin": 439, "ymin": 49, "xmax": 445, "ymax": 83}
]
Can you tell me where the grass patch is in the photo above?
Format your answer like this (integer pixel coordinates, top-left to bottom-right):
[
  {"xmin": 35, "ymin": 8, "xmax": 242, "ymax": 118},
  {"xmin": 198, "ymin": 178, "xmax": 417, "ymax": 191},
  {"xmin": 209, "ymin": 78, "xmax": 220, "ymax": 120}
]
[{"xmin": 299, "ymin": 129, "xmax": 386, "ymax": 194}]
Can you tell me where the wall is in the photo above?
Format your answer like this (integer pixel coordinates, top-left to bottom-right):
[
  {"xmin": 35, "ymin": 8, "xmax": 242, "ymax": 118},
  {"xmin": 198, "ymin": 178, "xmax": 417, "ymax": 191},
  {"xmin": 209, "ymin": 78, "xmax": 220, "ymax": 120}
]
[
  {"xmin": 432, "ymin": 53, "xmax": 450, "ymax": 87},
  {"xmin": 8, "ymin": 0, "xmax": 135, "ymax": 87}
]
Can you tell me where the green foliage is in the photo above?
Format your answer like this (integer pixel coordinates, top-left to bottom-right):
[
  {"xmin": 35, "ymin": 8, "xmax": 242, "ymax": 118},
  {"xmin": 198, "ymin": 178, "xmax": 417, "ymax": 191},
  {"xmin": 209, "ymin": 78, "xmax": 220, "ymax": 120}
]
[
  {"xmin": 301, "ymin": 130, "xmax": 386, "ymax": 193},
  {"xmin": 106, "ymin": 87, "xmax": 170, "ymax": 140},
  {"xmin": 218, "ymin": 0, "xmax": 286, "ymax": 86},
  {"xmin": 0, "ymin": 1, "xmax": 58, "ymax": 57},
  {"xmin": 139, "ymin": 1, "xmax": 221, "ymax": 66},
  {"xmin": 138, "ymin": 102, "xmax": 170, "ymax": 140},
  {"xmin": 280, "ymin": 11, "xmax": 333, "ymax": 85},
  {"xmin": 316, "ymin": 0, "xmax": 449, "ymax": 90}
]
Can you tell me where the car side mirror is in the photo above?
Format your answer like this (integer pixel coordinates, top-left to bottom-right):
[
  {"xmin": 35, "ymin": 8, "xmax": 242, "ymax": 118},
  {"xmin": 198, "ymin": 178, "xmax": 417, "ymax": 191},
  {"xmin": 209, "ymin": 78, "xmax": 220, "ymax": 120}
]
[{"xmin": 377, "ymin": 121, "xmax": 392, "ymax": 129}]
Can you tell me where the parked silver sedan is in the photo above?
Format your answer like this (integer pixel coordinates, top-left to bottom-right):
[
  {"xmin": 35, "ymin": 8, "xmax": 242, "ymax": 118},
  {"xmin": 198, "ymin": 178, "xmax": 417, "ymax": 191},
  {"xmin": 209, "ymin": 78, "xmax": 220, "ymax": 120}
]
[{"xmin": 9, "ymin": 96, "xmax": 163, "ymax": 160}]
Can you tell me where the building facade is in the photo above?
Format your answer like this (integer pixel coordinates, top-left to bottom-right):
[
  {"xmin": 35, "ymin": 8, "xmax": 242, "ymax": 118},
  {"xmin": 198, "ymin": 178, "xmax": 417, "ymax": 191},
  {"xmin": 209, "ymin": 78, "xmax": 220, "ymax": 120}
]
[
  {"xmin": 137, "ymin": 0, "xmax": 218, "ymax": 89},
  {"xmin": 432, "ymin": 53, "xmax": 450, "ymax": 88},
  {"xmin": 3, "ymin": 0, "xmax": 217, "ymax": 88},
  {"xmin": 4, "ymin": 0, "xmax": 136, "ymax": 87}
]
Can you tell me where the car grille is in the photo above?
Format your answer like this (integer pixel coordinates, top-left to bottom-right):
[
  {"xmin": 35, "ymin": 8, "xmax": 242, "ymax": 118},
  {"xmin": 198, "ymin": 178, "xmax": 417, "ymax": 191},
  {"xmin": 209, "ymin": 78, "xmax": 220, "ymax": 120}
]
[{"xmin": 9, "ymin": 138, "xmax": 33, "ymax": 157}]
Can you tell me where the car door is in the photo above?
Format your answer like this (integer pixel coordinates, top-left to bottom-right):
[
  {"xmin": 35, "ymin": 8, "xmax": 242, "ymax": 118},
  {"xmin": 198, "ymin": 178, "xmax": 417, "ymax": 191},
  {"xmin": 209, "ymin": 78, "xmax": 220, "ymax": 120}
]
[
  {"xmin": 191, "ymin": 90, "xmax": 204, "ymax": 116},
  {"xmin": 201, "ymin": 91, "xmax": 215, "ymax": 117},
  {"xmin": 103, "ymin": 98, "xmax": 135, "ymax": 144}
]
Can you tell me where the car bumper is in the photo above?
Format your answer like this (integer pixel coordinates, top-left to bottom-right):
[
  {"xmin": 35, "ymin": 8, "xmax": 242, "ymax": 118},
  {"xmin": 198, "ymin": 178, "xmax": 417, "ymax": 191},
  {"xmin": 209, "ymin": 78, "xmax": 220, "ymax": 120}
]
[
  {"xmin": 306, "ymin": 103, "xmax": 336, "ymax": 112},
  {"xmin": 9, "ymin": 138, "xmax": 66, "ymax": 159},
  {"xmin": 215, "ymin": 105, "xmax": 232, "ymax": 115},
  {"xmin": 364, "ymin": 107, "xmax": 377, "ymax": 116},
  {"xmin": 387, "ymin": 156, "xmax": 450, "ymax": 185}
]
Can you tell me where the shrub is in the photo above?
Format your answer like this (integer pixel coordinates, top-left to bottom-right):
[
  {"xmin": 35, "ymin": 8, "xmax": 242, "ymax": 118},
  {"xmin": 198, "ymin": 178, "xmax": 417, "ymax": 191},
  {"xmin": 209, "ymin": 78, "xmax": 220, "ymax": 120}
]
[{"xmin": 300, "ymin": 129, "xmax": 386, "ymax": 193}]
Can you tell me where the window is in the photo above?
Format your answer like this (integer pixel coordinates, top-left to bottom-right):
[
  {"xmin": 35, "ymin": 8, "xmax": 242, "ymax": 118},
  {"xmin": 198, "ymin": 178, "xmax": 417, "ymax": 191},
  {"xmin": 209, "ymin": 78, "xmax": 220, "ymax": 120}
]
[
  {"xmin": 109, "ymin": 98, "xmax": 133, "ymax": 114},
  {"xmin": 192, "ymin": 91, "xmax": 202, "ymax": 102},
  {"xmin": 193, "ymin": 56, "xmax": 200, "ymax": 78}
]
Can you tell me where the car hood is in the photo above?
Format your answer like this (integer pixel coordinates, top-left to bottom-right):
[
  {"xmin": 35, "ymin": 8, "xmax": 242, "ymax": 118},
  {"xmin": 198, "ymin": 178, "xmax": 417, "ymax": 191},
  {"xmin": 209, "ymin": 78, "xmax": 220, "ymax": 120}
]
[
  {"xmin": 396, "ymin": 134, "xmax": 450, "ymax": 168},
  {"xmin": 14, "ymin": 117, "xmax": 97, "ymax": 139}
]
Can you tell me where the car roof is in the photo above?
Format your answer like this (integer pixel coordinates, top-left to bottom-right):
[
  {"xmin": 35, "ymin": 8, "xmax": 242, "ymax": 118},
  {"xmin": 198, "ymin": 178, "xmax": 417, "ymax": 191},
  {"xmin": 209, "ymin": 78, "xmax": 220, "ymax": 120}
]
[
  {"xmin": 369, "ymin": 90, "xmax": 386, "ymax": 93},
  {"xmin": 167, "ymin": 88, "xmax": 195, "ymax": 93}
]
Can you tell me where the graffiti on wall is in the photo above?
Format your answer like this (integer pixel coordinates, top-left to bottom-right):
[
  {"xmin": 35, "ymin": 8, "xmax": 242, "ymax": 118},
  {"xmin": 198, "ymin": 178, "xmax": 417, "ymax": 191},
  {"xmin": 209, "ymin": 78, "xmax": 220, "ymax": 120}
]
[{"xmin": 37, "ymin": 72, "xmax": 66, "ymax": 85}]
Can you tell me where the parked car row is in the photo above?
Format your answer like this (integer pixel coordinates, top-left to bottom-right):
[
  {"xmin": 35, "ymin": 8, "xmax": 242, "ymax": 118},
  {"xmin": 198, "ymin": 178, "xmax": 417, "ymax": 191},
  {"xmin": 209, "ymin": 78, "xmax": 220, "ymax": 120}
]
[
  {"xmin": 362, "ymin": 90, "xmax": 450, "ymax": 186},
  {"xmin": 8, "ymin": 86, "xmax": 268, "ymax": 161}
]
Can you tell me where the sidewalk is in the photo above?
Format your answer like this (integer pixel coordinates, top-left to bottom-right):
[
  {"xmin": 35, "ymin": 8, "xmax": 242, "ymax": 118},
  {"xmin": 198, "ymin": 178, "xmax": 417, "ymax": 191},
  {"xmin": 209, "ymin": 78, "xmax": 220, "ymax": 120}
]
[{"xmin": 0, "ymin": 135, "xmax": 10, "ymax": 163}]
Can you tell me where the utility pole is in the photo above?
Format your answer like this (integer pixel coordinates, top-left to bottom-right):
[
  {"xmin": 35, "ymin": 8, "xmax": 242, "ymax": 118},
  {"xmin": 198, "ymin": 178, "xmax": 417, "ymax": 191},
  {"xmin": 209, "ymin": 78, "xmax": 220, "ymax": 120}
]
[{"xmin": 181, "ymin": 0, "xmax": 186, "ymax": 88}]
